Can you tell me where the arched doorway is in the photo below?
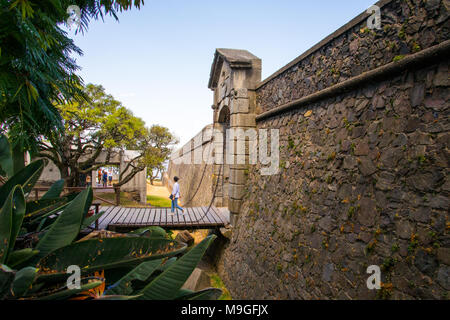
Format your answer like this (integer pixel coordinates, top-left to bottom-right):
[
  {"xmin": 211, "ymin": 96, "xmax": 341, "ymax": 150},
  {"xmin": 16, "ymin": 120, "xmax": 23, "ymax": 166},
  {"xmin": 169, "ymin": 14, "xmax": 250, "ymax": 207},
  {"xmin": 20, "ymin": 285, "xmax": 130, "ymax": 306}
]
[{"xmin": 216, "ymin": 105, "xmax": 230, "ymax": 207}]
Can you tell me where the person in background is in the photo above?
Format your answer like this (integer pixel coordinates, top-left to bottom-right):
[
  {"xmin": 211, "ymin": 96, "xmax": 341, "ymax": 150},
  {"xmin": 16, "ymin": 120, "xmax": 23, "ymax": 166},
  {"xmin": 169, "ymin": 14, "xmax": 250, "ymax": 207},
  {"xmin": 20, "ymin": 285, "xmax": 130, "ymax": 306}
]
[
  {"xmin": 102, "ymin": 169, "xmax": 108, "ymax": 188},
  {"xmin": 169, "ymin": 176, "xmax": 184, "ymax": 215},
  {"xmin": 108, "ymin": 170, "xmax": 113, "ymax": 186},
  {"xmin": 86, "ymin": 174, "xmax": 91, "ymax": 187},
  {"xmin": 97, "ymin": 169, "xmax": 102, "ymax": 185}
]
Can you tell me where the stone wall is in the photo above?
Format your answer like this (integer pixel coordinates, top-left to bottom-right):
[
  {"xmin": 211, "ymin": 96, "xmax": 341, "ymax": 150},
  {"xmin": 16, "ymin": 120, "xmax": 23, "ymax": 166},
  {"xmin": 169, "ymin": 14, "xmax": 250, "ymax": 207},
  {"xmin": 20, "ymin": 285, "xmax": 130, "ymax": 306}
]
[
  {"xmin": 164, "ymin": 125, "xmax": 216, "ymax": 207},
  {"xmin": 217, "ymin": 0, "xmax": 449, "ymax": 299}
]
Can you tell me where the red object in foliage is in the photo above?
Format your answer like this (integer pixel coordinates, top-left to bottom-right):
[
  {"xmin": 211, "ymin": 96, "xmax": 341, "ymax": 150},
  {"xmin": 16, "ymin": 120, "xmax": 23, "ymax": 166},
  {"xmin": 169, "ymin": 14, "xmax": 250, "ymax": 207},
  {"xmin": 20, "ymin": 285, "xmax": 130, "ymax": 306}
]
[{"xmin": 86, "ymin": 209, "xmax": 95, "ymax": 218}]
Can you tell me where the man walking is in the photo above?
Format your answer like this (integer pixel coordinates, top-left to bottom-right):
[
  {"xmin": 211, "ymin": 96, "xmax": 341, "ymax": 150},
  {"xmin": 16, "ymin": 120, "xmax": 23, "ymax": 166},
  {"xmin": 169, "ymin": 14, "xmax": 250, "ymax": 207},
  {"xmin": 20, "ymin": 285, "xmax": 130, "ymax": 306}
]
[{"xmin": 170, "ymin": 176, "xmax": 184, "ymax": 215}]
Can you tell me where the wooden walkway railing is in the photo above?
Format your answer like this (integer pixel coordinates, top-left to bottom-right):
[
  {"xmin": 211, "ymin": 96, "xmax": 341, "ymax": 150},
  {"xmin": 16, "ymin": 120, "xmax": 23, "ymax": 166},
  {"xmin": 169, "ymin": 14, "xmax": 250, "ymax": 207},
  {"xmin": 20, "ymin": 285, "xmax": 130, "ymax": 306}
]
[
  {"xmin": 96, "ymin": 206, "xmax": 230, "ymax": 231},
  {"xmin": 32, "ymin": 186, "xmax": 120, "ymax": 206}
]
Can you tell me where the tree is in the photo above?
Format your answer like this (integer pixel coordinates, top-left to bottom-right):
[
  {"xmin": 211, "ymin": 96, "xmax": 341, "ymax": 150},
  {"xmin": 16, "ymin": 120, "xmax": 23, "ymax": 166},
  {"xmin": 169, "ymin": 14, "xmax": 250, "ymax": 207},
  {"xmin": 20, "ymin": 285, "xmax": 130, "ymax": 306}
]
[
  {"xmin": 0, "ymin": 0, "xmax": 144, "ymax": 172},
  {"xmin": 37, "ymin": 84, "xmax": 148, "ymax": 187},
  {"xmin": 144, "ymin": 125, "xmax": 178, "ymax": 185}
]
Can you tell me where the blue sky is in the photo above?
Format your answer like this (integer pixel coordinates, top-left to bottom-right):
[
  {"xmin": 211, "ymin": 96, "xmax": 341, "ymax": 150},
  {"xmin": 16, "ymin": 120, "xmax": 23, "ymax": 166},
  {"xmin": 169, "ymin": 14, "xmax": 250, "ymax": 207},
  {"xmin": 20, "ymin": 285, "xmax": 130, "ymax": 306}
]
[{"xmin": 68, "ymin": 0, "xmax": 376, "ymax": 146}]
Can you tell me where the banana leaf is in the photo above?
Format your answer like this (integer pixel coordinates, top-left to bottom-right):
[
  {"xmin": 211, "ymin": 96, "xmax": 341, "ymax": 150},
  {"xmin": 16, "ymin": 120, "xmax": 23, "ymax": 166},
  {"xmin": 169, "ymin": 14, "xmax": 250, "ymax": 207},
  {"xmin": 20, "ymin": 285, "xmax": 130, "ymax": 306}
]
[
  {"xmin": 24, "ymin": 198, "xmax": 68, "ymax": 220},
  {"xmin": 129, "ymin": 226, "xmax": 167, "ymax": 238},
  {"xmin": 0, "ymin": 159, "xmax": 45, "ymax": 208},
  {"xmin": 36, "ymin": 279, "xmax": 103, "ymax": 300},
  {"xmin": 6, "ymin": 248, "xmax": 39, "ymax": 269},
  {"xmin": 104, "ymin": 259, "xmax": 163, "ymax": 296},
  {"xmin": 33, "ymin": 188, "xmax": 92, "ymax": 262},
  {"xmin": 36, "ymin": 237, "xmax": 187, "ymax": 282},
  {"xmin": 0, "ymin": 134, "xmax": 13, "ymax": 177},
  {"xmin": 11, "ymin": 267, "xmax": 38, "ymax": 297},
  {"xmin": 137, "ymin": 235, "xmax": 216, "ymax": 300},
  {"xmin": 0, "ymin": 264, "xmax": 15, "ymax": 299},
  {"xmin": 0, "ymin": 186, "xmax": 26, "ymax": 264},
  {"xmin": 40, "ymin": 179, "xmax": 65, "ymax": 200},
  {"xmin": 81, "ymin": 210, "xmax": 106, "ymax": 229}
]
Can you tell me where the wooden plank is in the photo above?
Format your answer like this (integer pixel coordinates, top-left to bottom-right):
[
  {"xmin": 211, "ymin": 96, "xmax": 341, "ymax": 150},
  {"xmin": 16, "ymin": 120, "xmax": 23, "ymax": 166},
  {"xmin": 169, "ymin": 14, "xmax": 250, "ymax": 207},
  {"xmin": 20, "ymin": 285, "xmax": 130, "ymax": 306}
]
[
  {"xmin": 201, "ymin": 206, "xmax": 219, "ymax": 225},
  {"xmin": 146, "ymin": 208, "xmax": 155, "ymax": 225},
  {"xmin": 128, "ymin": 208, "xmax": 142, "ymax": 225},
  {"xmin": 146, "ymin": 208, "xmax": 159, "ymax": 226},
  {"xmin": 95, "ymin": 206, "xmax": 112, "ymax": 228},
  {"xmin": 121, "ymin": 208, "xmax": 134, "ymax": 225},
  {"xmin": 111, "ymin": 207, "xmax": 129, "ymax": 225},
  {"xmin": 159, "ymin": 208, "xmax": 166, "ymax": 226},
  {"xmin": 139, "ymin": 208, "xmax": 149, "ymax": 225},
  {"xmin": 112, "ymin": 207, "xmax": 126, "ymax": 224},
  {"xmin": 213, "ymin": 207, "xmax": 230, "ymax": 224},
  {"xmin": 98, "ymin": 206, "xmax": 116, "ymax": 225},
  {"xmin": 210, "ymin": 206, "xmax": 226, "ymax": 224},
  {"xmin": 183, "ymin": 208, "xmax": 192, "ymax": 225},
  {"xmin": 135, "ymin": 207, "xmax": 146, "ymax": 225},
  {"xmin": 165, "ymin": 208, "xmax": 173, "ymax": 226},
  {"xmin": 188, "ymin": 207, "xmax": 198, "ymax": 224},
  {"xmin": 171, "ymin": 208, "xmax": 179, "ymax": 225},
  {"xmin": 99, "ymin": 207, "xmax": 121, "ymax": 229},
  {"xmin": 194, "ymin": 207, "xmax": 208, "ymax": 226}
]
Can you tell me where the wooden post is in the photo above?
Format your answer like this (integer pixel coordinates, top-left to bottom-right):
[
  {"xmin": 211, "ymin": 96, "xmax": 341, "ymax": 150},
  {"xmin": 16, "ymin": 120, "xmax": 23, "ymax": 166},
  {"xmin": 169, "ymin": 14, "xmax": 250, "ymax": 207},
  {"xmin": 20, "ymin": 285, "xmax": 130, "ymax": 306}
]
[{"xmin": 114, "ymin": 187, "xmax": 120, "ymax": 206}]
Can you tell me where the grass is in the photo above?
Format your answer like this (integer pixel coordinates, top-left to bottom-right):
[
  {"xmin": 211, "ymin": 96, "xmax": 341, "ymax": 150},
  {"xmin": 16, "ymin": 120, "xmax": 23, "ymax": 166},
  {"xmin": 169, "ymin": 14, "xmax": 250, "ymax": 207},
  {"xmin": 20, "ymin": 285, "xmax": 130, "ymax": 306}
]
[
  {"xmin": 95, "ymin": 191, "xmax": 145, "ymax": 207},
  {"xmin": 147, "ymin": 195, "xmax": 171, "ymax": 207},
  {"xmin": 210, "ymin": 273, "xmax": 232, "ymax": 300}
]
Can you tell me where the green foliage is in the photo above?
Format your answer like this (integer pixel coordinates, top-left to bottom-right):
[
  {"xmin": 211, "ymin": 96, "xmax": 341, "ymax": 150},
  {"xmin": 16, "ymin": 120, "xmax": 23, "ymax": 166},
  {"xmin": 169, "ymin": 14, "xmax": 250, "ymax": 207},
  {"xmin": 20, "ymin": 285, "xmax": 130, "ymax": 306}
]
[
  {"xmin": 137, "ymin": 235, "xmax": 216, "ymax": 300},
  {"xmin": 0, "ymin": 134, "xmax": 220, "ymax": 300},
  {"xmin": 0, "ymin": 134, "xmax": 13, "ymax": 177},
  {"xmin": 147, "ymin": 195, "xmax": 172, "ymax": 208},
  {"xmin": 393, "ymin": 55, "xmax": 406, "ymax": 62},
  {"xmin": 145, "ymin": 125, "xmax": 178, "ymax": 183},
  {"xmin": 0, "ymin": 0, "xmax": 144, "ymax": 153}
]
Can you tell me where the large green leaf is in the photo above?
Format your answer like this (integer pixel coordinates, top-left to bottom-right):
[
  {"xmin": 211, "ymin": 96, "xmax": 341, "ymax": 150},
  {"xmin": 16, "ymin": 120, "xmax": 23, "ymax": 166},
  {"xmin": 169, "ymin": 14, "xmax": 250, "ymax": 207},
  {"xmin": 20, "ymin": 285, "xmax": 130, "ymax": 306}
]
[
  {"xmin": 11, "ymin": 267, "xmax": 38, "ymax": 298},
  {"xmin": 0, "ymin": 264, "xmax": 15, "ymax": 299},
  {"xmin": 81, "ymin": 210, "xmax": 106, "ymax": 229},
  {"xmin": 0, "ymin": 186, "xmax": 25, "ymax": 264},
  {"xmin": 129, "ymin": 226, "xmax": 167, "ymax": 238},
  {"xmin": 36, "ymin": 279, "xmax": 103, "ymax": 300},
  {"xmin": 6, "ymin": 248, "xmax": 39, "ymax": 269},
  {"xmin": 40, "ymin": 179, "xmax": 65, "ymax": 200},
  {"xmin": 34, "ymin": 188, "xmax": 92, "ymax": 262},
  {"xmin": 36, "ymin": 237, "xmax": 187, "ymax": 282},
  {"xmin": 104, "ymin": 259, "xmax": 162, "ymax": 296},
  {"xmin": 0, "ymin": 159, "xmax": 45, "ymax": 208},
  {"xmin": 25, "ymin": 198, "xmax": 68, "ymax": 219},
  {"xmin": 0, "ymin": 134, "xmax": 13, "ymax": 177},
  {"xmin": 137, "ymin": 235, "xmax": 216, "ymax": 300}
]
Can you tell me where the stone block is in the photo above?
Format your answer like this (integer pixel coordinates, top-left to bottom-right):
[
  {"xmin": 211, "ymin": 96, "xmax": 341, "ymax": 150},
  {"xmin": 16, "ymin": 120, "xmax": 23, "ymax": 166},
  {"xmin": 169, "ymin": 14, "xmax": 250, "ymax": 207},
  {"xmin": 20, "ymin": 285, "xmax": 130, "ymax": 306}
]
[
  {"xmin": 175, "ymin": 230, "xmax": 195, "ymax": 247},
  {"xmin": 233, "ymin": 88, "xmax": 248, "ymax": 99},
  {"xmin": 230, "ymin": 168, "xmax": 247, "ymax": 185},
  {"xmin": 230, "ymin": 183, "xmax": 245, "ymax": 200},
  {"xmin": 230, "ymin": 114, "xmax": 256, "ymax": 128},
  {"xmin": 229, "ymin": 199, "xmax": 242, "ymax": 214},
  {"xmin": 231, "ymin": 98, "xmax": 249, "ymax": 114},
  {"xmin": 182, "ymin": 268, "xmax": 211, "ymax": 292}
]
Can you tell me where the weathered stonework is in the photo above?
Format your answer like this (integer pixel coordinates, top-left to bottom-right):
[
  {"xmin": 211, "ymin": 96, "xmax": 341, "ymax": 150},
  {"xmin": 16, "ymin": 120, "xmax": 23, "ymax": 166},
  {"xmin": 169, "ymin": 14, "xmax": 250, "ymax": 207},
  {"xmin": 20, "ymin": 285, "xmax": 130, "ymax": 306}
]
[
  {"xmin": 216, "ymin": 0, "xmax": 449, "ymax": 300},
  {"xmin": 165, "ymin": 0, "xmax": 449, "ymax": 299}
]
